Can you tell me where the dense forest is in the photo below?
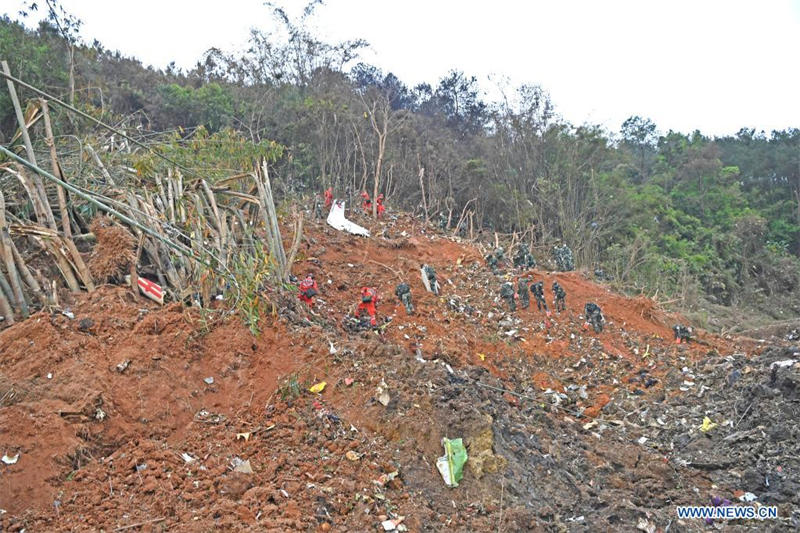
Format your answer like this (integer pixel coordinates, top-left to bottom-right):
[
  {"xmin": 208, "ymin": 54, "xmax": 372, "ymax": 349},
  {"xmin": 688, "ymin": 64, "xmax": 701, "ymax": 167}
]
[{"xmin": 1, "ymin": 3, "xmax": 799, "ymax": 329}]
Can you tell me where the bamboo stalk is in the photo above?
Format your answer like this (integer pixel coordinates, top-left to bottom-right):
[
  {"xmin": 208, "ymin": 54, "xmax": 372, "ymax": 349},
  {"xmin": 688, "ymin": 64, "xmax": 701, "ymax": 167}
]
[
  {"xmin": 8, "ymin": 166, "xmax": 49, "ymax": 225},
  {"xmin": 40, "ymin": 99, "xmax": 95, "ymax": 292},
  {"xmin": 2, "ymin": 60, "xmax": 56, "ymax": 230},
  {"xmin": 84, "ymin": 144, "xmax": 116, "ymax": 186},
  {"xmin": 9, "ymin": 238, "xmax": 47, "ymax": 306},
  {"xmin": 255, "ymin": 161, "xmax": 287, "ymax": 278},
  {"xmin": 166, "ymin": 170, "xmax": 176, "ymax": 225},
  {"xmin": 0, "ymin": 191, "xmax": 29, "ymax": 317},
  {"xmin": 0, "ymin": 266, "xmax": 15, "ymax": 325},
  {"xmin": 39, "ymin": 99, "xmax": 72, "ymax": 238},
  {"xmin": 40, "ymin": 235, "xmax": 80, "ymax": 292}
]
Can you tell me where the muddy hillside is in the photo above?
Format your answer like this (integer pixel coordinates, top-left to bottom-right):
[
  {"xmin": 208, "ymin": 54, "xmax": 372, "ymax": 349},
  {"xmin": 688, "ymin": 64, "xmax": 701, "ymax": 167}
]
[{"xmin": 1, "ymin": 213, "xmax": 797, "ymax": 532}]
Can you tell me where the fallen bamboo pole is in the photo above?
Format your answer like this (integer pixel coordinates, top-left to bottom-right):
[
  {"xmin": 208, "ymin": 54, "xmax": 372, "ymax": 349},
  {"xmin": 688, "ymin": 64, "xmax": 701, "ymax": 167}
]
[
  {"xmin": 39, "ymin": 98, "xmax": 95, "ymax": 292},
  {"xmin": 0, "ymin": 67, "xmax": 197, "ymax": 179},
  {"xmin": 2, "ymin": 60, "xmax": 56, "ymax": 230},
  {"xmin": 9, "ymin": 238, "xmax": 47, "ymax": 306},
  {"xmin": 0, "ymin": 145, "xmax": 218, "ymax": 275},
  {"xmin": 0, "ymin": 268, "xmax": 15, "ymax": 325},
  {"xmin": 39, "ymin": 99, "xmax": 72, "ymax": 238},
  {"xmin": 0, "ymin": 191, "xmax": 29, "ymax": 318}
]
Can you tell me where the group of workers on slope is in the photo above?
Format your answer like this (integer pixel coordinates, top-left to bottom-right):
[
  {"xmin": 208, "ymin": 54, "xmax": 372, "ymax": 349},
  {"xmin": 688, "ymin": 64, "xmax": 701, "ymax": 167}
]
[
  {"xmin": 302, "ymin": 189, "xmax": 693, "ymax": 343},
  {"xmin": 493, "ymin": 243, "xmax": 605, "ymax": 333},
  {"xmin": 314, "ymin": 188, "xmax": 386, "ymax": 219},
  {"xmin": 296, "ymin": 264, "xmax": 438, "ymax": 329}
]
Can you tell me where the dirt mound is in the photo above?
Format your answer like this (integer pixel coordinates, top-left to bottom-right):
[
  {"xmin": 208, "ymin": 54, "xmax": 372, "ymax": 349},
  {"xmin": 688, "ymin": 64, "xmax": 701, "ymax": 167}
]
[
  {"xmin": 87, "ymin": 216, "xmax": 135, "ymax": 282},
  {"xmin": 1, "ymin": 212, "xmax": 785, "ymax": 531}
]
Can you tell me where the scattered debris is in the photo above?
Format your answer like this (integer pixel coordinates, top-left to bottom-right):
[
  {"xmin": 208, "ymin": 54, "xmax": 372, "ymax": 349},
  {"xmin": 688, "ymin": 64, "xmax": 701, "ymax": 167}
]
[
  {"xmin": 203, "ymin": 377, "xmax": 214, "ymax": 385},
  {"xmin": 2, "ymin": 453, "xmax": 19, "ymax": 465},
  {"xmin": 116, "ymin": 360, "xmax": 131, "ymax": 373}
]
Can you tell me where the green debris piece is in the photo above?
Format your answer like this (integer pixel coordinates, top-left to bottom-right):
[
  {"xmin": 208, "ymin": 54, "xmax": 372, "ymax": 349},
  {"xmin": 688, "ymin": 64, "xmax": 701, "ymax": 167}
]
[{"xmin": 436, "ymin": 437, "xmax": 468, "ymax": 487}]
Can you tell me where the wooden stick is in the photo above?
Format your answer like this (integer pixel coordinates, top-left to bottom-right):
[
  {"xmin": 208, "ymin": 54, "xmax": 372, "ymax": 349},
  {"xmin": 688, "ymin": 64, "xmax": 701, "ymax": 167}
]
[
  {"xmin": 368, "ymin": 259, "xmax": 402, "ymax": 280},
  {"xmin": 284, "ymin": 208, "xmax": 304, "ymax": 277},
  {"xmin": 113, "ymin": 517, "xmax": 165, "ymax": 531}
]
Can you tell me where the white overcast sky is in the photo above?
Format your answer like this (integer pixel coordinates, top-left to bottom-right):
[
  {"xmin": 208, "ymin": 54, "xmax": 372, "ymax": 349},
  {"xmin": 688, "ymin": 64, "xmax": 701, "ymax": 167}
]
[{"xmin": 4, "ymin": 0, "xmax": 799, "ymax": 136}]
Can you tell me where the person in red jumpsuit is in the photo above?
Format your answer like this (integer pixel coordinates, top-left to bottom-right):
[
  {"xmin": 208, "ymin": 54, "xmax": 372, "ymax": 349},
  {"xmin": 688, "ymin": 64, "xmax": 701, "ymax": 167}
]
[
  {"xmin": 376, "ymin": 194, "xmax": 386, "ymax": 218},
  {"xmin": 357, "ymin": 286, "xmax": 379, "ymax": 326},
  {"xmin": 360, "ymin": 191, "xmax": 372, "ymax": 214},
  {"xmin": 324, "ymin": 187, "xmax": 333, "ymax": 208},
  {"xmin": 298, "ymin": 273, "xmax": 319, "ymax": 307}
]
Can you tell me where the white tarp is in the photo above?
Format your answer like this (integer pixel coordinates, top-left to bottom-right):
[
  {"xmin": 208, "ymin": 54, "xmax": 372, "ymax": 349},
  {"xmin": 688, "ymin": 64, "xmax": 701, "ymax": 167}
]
[{"xmin": 327, "ymin": 200, "xmax": 370, "ymax": 237}]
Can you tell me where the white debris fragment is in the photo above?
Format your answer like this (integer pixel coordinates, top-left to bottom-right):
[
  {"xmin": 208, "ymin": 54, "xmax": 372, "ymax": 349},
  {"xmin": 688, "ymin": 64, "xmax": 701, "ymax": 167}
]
[
  {"xmin": 382, "ymin": 517, "xmax": 405, "ymax": 531},
  {"xmin": 204, "ymin": 377, "xmax": 214, "ymax": 385},
  {"xmin": 2, "ymin": 453, "xmax": 19, "ymax": 465},
  {"xmin": 770, "ymin": 359, "xmax": 796, "ymax": 369},
  {"xmin": 327, "ymin": 200, "xmax": 370, "ymax": 236},
  {"xmin": 376, "ymin": 380, "xmax": 391, "ymax": 406}
]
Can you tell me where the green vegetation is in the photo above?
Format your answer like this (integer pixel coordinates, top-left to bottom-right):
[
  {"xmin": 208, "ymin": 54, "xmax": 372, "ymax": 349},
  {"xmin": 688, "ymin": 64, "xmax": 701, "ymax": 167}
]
[{"xmin": 1, "ymin": 4, "xmax": 798, "ymax": 326}]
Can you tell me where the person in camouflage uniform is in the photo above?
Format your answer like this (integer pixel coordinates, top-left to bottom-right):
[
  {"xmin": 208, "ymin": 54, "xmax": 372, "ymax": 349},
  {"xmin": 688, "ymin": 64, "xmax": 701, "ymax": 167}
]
[
  {"xmin": 485, "ymin": 253, "xmax": 498, "ymax": 274},
  {"xmin": 552, "ymin": 281, "xmax": 566, "ymax": 312},
  {"xmin": 313, "ymin": 194, "xmax": 324, "ymax": 220},
  {"xmin": 438, "ymin": 212, "xmax": 448, "ymax": 230},
  {"xmin": 530, "ymin": 281, "xmax": 550, "ymax": 315},
  {"xmin": 583, "ymin": 302, "xmax": 604, "ymax": 333},
  {"xmin": 552, "ymin": 243, "xmax": 575, "ymax": 271},
  {"xmin": 513, "ymin": 244, "xmax": 536, "ymax": 269},
  {"xmin": 485, "ymin": 247, "xmax": 505, "ymax": 274},
  {"xmin": 517, "ymin": 277, "xmax": 530, "ymax": 309},
  {"xmin": 395, "ymin": 282, "xmax": 414, "ymax": 314},
  {"xmin": 500, "ymin": 282, "xmax": 516, "ymax": 312},
  {"xmin": 422, "ymin": 264, "xmax": 440, "ymax": 295},
  {"xmin": 673, "ymin": 324, "xmax": 692, "ymax": 344}
]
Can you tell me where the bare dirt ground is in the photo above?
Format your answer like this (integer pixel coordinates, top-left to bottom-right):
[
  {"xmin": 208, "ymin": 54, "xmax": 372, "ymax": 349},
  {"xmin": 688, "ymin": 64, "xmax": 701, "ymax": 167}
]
[{"xmin": 1, "ymin": 212, "xmax": 797, "ymax": 531}]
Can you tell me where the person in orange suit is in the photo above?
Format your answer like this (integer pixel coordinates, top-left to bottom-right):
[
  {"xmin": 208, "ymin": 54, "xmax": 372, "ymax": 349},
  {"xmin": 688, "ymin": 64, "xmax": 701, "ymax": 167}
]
[
  {"xmin": 360, "ymin": 191, "xmax": 372, "ymax": 214},
  {"xmin": 376, "ymin": 194, "xmax": 386, "ymax": 218},
  {"xmin": 298, "ymin": 273, "xmax": 318, "ymax": 307},
  {"xmin": 357, "ymin": 286, "xmax": 379, "ymax": 326}
]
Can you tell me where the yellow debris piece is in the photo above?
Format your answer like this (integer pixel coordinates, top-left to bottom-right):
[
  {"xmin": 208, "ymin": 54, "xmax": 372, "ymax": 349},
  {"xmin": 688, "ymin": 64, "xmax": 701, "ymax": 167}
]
[
  {"xmin": 699, "ymin": 416, "xmax": 717, "ymax": 432},
  {"xmin": 309, "ymin": 381, "xmax": 327, "ymax": 394}
]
